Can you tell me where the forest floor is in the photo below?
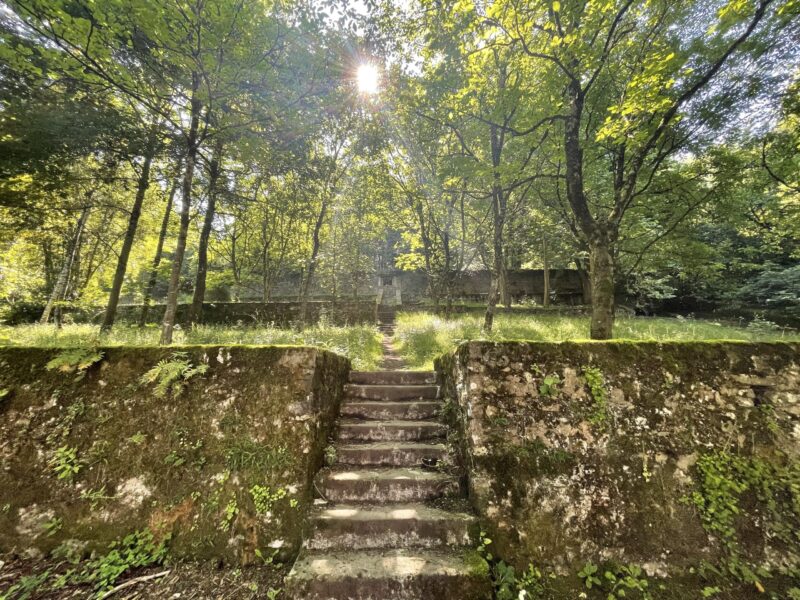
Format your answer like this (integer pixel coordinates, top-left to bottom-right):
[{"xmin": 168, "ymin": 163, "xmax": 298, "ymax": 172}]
[{"xmin": 0, "ymin": 557, "xmax": 288, "ymax": 600}]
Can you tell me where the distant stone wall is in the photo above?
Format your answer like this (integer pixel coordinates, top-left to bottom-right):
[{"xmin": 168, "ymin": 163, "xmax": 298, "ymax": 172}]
[
  {"xmin": 0, "ymin": 301, "xmax": 378, "ymax": 327},
  {"xmin": 396, "ymin": 269, "xmax": 585, "ymax": 303},
  {"xmin": 0, "ymin": 346, "xmax": 350, "ymax": 565},
  {"xmin": 114, "ymin": 301, "xmax": 377, "ymax": 326},
  {"xmin": 437, "ymin": 341, "xmax": 800, "ymax": 595}
]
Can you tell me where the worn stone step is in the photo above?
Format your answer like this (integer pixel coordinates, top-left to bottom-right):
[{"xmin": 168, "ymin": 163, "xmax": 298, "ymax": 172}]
[
  {"xmin": 350, "ymin": 371, "xmax": 437, "ymax": 385},
  {"xmin": 345, "ymin": 384, "xmax": 439, "ymax": 401},
  {"xmin": 306, "ymin": 504, "xmax": 477, "ymax": 551},
  {"xmin": 317, "ymin": 467, "xmax": 459, "ymax": 503},
  {"xmin": 285, "ymin": 548, "xmax": 491, "ymax": 600},
  {"xmin": 338, "ymin": 420, "xmax": 445, "ymax": 442},
  {"xmin": 336, "ymin": 442, "xmax": 448, "ymax": 467},
  {"xmin": 341, "ymin": 400, "xmax": 442, "ymax": 420}
]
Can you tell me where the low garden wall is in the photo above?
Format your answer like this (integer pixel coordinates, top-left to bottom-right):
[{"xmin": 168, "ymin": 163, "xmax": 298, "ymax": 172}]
[
  {"xmin": 436, "ymin": 341, "xmax": 800, "ymax": 596},
  {"xmin": 0, "ymin": 301, "xmax": 378, "ymax": 327},
  {"xmin": 114, "ymin": 301, "xmax": 378, "ymax": 326},
  {"xmin": 0, "ymin": 345, "xmax": 349, "ymax": 566}
]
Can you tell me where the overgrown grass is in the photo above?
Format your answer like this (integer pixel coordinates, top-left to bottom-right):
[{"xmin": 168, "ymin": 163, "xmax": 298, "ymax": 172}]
[
  {"xmin": 0, "ymin": 322, "xmax": 384, "ymax": 370},
  {"xmin": 394, "ymin": 312, "xmax": 800, "ymax": 369}
]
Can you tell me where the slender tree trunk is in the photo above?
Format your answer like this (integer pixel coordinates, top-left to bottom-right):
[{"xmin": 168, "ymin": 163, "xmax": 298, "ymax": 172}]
[
  {"xmin": 188, "ymin": 139, "xmax": 224, "ymax": 324},
  {"xmin": 299, "ymin": 198, "xmax": 328, "ymax": 324},
  {"xmin": 40, "ymin": 206, "xmax": 91, "ymax": 324},
  {"xmin": 161, "ymin": 75, "xmax": 201, "ymax": 345},
  {"xmin": 483, "ymin": 185, "xmax": 505, "ymax": 332},
  {"xmin": 42, "ymin": 241, "xmax": 56, "ymax": 293},
  {"xmin": 501, "ymin": 263, "xmax": 510, "ymax": 308},
  {"xmin": 483, "ymin": 120, "xmax": 506, "ymax": 332},
  {"xmin": 261, "ymin": 216, "xmax": 270, "ymax": 302},
  {"xmin": 100, "ymin": 132, "xmax": 158, "ymax": 332},
  {"xmin": 139, "ymin": 161, "xmax": 182, "ymax": 327},
  {"xmin": 588, "ymin": 226, "xmax": 616, "ymax": 340},
  {"xmin": 542, "ymin": 236, "xmax": 550, "ymax": 307}
]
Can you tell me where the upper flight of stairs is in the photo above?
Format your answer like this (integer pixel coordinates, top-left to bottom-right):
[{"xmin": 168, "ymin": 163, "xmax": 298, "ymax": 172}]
[{"xmin": 285, "ymin": 368, "xmax": 492, "ymax": 600}]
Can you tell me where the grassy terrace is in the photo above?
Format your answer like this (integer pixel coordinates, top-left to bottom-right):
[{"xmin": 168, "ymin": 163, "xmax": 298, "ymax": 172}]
[
  {"xmin": 0, "ymin": 323, "xmax": 385, "ymax": 370},
  {"xmin": 1, "ymin": 313, "xmax": 796, "ymax": 373},
  {"xmin": 393, "ymin": 312, "xmax": 800, "ymax": 370}
]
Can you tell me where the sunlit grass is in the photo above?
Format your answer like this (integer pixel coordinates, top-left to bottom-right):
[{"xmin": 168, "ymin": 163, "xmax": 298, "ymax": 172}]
[
  {"xmin": 0, "ymin": 322, "xmax": 384, "ymax": 370},
  {"xmin": 394, "ymin": 312, "xmax": 800, "ymax": 370}
]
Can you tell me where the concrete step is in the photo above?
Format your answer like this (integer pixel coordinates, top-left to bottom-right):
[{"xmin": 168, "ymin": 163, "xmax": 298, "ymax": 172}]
[
  {"xmin": 317, "ymin": 467, "xmax": 459, "ymax": 503},
  {"xmin": 285, "ymin": 548, "xmax": 492, "ymax": 600},
  {"xmin": 306, "ymin": 504, "xmax": 477, "ymax": 551},
  {"xmin": 345, "ymin": 384, "xmax": 439, "ymax": 401},
  {"xmin": 338, "ymin": 420, "xmax": 445, "ymax": 443},
  {"xmin": 341, "ymin": 400, "xmax": 442, "ymax": 420},
  {"xmin": 350, "ymin": 371, "xmax": 436, "ymax": 385},
  {"xmin": 337, "ymin": 442, "xmax": 448, "ymax": 467}
]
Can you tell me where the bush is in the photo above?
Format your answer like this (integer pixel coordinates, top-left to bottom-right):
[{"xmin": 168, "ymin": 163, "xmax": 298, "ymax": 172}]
[{"xmin": 735, "ymin": 264, "xmax": 800, "ymax": 319}]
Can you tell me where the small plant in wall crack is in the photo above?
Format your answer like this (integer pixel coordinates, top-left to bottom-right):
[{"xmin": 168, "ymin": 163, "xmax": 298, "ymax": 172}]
[
  {"xmin": 532, "ymin": 365, "xmax": 561, "ymax": 399},
  {"xmin": 220, "ymin": 498, "xmax": 239, "ymax": 530},
  {"xmin": 250, "ymin": 484, "xmax": 287, "ymax": 515},
  {"xmin": 140, "ymin": 351, "xmax": 208, "ymax": 398},
  {"xmin": 538, "ymin": 373, "xmax": 561, "ymax": 398},
  {"xmin": 50, "ymin": 445, "xmax": 83, "ymax": 480},
  {"xmin": 583, "ymin": 366, "xmax": 609, "ymax": 427}
]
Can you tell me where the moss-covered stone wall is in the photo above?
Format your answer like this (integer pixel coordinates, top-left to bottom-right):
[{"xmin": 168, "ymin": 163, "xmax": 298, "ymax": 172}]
[
  {"xmin": 436, "ymin": 341, "xmax": 800, "ymax": 596},
  {"xmin": 0, "ymin": 345, "xmax": 349, "ymax": 566}
]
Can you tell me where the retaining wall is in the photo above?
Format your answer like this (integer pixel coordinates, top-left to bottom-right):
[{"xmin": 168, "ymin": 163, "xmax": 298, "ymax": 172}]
[
  {"xmin": 0, "ymin": 346, "xmax": 350, "ymax": 565},
  {"xmin": 436, "ymin": 341, "xmax": 800, "ymax": 596}
]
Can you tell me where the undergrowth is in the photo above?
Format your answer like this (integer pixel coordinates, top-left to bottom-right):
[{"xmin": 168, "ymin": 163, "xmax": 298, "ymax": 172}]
[{"xmin": 0, "ymin": 529, "xmax": 169, "ymax": 600}]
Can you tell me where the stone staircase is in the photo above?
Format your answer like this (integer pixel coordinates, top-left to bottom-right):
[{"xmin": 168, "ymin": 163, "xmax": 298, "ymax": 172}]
[{"xmin": 285, "ymin": 369, "xmax": 491, "ymax": 599}]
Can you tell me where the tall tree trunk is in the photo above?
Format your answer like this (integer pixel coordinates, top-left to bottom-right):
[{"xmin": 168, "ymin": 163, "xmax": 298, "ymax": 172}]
[
  {"xmin": 139, "ymin": 160, "xmax": 182, "ymax": 327},
  {"xmin": 588, "ymin": 226, "xmax": 616, "ymax": 340},
  {"xmin": 261, "ymin": 215, "xmax": 270, "ymax": 302},
  {"xmin": 100, "ymin": 131, "xmax": 158, "ymax": 332},
  {"xmin": 542, "ymin": 236, "xmax": 550, "ymax": 307},
  {"xmin": 483, "ymin": 185, "xmax": 505, "ymax": 332},
  {"xmin": 40, "ymin": 206, "xmax": 91, "ymax": 324},
  {"xmin": 563, "ymin": 79, "xmax": 616, "ymax": 339},
  {"xmin": 188, "ymin": 139, "xmax": 223, "ymax": 324},
  {"xmin": 161, "ymin": 75, "xmax": 201, "ymax": 345},
  {"xmin": 299, "ymin": 198, "xmax": 328, "ymax": 324},
  {"xmin": 501, "ymin": 262, "xmax": 510, "ymax": 308},
  {"xmin": 483, "ymin": 120, "xmax": 506, "ymax": 332},
  {"xmin": 42, "ymin": 241, "xmax": 55, "ymax": 291}
]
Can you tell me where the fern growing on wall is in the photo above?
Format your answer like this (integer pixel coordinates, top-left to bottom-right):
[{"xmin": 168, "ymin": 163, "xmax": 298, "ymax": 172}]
[{"xmin": 140, "ymin": 352, "xmax": 208, "ymax": 398}]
